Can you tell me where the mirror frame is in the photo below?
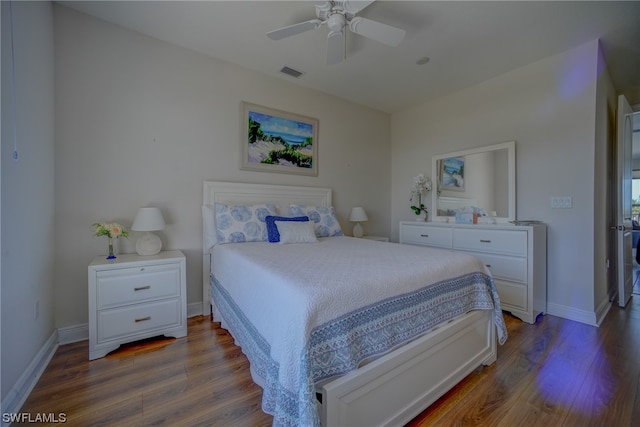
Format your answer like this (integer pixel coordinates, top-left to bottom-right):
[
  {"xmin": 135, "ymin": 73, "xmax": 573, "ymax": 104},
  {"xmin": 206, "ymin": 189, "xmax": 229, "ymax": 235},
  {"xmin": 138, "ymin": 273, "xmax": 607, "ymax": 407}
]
[{"xmin": 431, "ymin": 141, "xmax": 516, "ymax": 223}]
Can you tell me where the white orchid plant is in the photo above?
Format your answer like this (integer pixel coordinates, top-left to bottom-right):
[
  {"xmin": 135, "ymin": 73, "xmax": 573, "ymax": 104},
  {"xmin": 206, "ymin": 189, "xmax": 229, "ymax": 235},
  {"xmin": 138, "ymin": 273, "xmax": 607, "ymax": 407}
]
[{"xmin": 410, "ymin": 173, "xmax": 432, "ymax": 216}]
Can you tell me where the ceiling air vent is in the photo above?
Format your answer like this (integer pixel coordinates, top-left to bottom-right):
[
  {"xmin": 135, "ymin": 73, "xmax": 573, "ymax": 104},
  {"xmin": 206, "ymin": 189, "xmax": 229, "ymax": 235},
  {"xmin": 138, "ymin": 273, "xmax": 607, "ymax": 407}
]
[{"xmin": 280, "ymin": 66, "xmax": 304, "ymax": 78}]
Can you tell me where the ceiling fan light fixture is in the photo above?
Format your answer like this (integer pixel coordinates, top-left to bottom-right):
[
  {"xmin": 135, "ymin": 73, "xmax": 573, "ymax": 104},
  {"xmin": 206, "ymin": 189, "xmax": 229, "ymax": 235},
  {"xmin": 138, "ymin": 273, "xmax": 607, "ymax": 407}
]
[{"xmin": 327, "ymin": 13, "xmax": 346, "ymax": 32}]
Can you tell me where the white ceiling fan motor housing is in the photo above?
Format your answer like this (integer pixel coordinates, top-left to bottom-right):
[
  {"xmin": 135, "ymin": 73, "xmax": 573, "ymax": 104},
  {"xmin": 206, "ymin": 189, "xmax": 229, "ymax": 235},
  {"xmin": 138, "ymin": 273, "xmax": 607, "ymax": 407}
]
[{"xmin": 327, "ymin": 13, "xmax": 346, "ymax": 32}]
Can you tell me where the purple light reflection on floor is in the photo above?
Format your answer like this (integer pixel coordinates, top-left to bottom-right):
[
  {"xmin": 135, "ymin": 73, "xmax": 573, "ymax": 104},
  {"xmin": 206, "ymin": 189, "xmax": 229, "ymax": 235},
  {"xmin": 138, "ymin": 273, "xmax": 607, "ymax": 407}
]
[{"xmin": 534, "ymin": 319, "xmax": 614, "ymax": 416}]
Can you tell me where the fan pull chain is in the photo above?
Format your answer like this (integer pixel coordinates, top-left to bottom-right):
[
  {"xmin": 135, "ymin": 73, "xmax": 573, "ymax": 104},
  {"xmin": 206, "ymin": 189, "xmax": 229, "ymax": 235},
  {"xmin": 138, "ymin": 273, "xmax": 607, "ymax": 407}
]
[{"xmin": 343, "ymin": 27, "xmax": 347, "ymax": 62}]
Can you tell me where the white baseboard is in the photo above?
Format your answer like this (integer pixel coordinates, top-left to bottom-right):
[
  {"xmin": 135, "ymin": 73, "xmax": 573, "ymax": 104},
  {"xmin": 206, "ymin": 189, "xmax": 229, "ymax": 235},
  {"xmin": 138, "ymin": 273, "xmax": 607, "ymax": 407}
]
[
  {"xmin": 0, "ymin": 331, "xmax": 58, "ymax": 426},
  {"xmin": 546, "ymin": 302, "xmax": 598, "ymax": 326},
  {"xmin": 57, "ymin": 323, "xmax": 88, "ymax": 345},
  {"xmin": 594, "ymin": 298, "xmax": 612, "ymax": 326},
  {"xmin": 187, "ymin": 302, "xmax": 203, "ymax": 318}
]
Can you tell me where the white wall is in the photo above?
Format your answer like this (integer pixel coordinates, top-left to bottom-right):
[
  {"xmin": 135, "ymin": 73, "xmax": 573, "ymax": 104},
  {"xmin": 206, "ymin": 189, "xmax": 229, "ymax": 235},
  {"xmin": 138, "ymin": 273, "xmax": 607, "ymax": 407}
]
[
  {"xmin": 391, "ymin": 40, "xmax": 604, "ymax": 323},
  {"xmin": 1, "ymin": 0, "xmax": 56, "ymax": 407},
  {"xmin": 53, "ymin": 5, "xmax": 391, "ymax": 328}
]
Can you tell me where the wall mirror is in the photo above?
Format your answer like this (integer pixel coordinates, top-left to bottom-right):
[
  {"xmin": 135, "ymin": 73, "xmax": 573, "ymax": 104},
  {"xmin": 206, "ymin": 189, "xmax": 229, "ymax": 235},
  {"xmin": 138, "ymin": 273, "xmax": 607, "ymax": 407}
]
[{"xmin": 431, "ymin": 141, "xmax": 516, "ymax": 223}]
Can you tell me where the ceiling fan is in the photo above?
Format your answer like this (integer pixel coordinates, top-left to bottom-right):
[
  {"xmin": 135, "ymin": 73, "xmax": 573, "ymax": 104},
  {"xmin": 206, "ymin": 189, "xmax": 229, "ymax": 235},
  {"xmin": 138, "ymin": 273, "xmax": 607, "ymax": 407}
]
[{"xmin": 267, "ymin": 1, "xmax": 406, "ymax": 65}]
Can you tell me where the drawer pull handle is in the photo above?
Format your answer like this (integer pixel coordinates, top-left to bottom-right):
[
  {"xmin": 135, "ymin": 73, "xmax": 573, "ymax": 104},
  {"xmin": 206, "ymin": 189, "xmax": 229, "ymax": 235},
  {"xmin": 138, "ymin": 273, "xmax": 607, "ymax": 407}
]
[
  {"xmin": 480, "ymin": 239, "xmax": 492, "ymax": 243},
  {"xmin": 485, "ymin": 264, "xmax": 492, "ymax": 268},
  {"xmin": 134, "ymin": 285, "xmax": 151, "ymax": 291},
  {"xmin": 135, "ymin": 316, "xmax": 151, "ymax": 323},
  {"xmin": 420, "ymin": 234, "xmax": 429, "ymax": 238}
]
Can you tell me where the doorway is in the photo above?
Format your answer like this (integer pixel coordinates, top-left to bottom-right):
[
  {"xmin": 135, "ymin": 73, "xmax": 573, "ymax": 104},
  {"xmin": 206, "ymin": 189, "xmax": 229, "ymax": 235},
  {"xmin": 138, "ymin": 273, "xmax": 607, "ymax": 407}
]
[{"xmin": 631, "ymin": 112, "xmax": 640, "ymax": 295}]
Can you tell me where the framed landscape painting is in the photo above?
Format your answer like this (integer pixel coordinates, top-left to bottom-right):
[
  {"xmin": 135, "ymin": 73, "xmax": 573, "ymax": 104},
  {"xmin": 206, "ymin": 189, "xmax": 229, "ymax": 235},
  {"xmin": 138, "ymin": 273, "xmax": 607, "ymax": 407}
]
[
  {"xmin": 241, "ymin": 102, "xmax": 318, "ymax": 176},
  {"xmin": 440, "ymin": 156, "xmax": 465, "ymax": 191}
]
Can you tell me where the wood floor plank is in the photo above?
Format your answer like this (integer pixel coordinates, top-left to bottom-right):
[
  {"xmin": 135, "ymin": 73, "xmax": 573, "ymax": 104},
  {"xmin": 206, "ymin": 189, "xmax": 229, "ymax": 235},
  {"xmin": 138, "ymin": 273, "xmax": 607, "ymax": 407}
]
[
  {"xmin": 19, "ymin": 299, "xmax": 640, "ymax": 426},
  {"xmin": 71, "ymin": 395, "xmax": 143, "ymax": 427},
  {"xmin": 563, "ymin": 296, "xmax": 640, "ymax": 426},
  {"xmin": 497, "ymin": 321, "xmax": 590, "ymax": 426}
]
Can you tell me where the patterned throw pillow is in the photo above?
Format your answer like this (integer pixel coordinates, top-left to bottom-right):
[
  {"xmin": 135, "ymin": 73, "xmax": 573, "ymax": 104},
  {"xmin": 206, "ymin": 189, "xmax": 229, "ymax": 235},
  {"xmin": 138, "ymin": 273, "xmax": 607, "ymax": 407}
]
[
  {"xmin": 215, "ymin": 203, "xmax": 277, "ymax": 244},
  {"xmin": 289, "ymin": 205, "xmax": 344, "ymax": 238}
]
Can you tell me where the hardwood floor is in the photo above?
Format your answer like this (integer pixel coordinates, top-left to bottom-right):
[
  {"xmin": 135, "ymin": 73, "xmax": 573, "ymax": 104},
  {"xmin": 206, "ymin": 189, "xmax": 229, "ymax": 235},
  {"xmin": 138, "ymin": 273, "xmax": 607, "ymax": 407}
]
[
  {"xmin": 20, "ymin": 317, "xmax": 272, "ymax": 426},
  {"xmin": 20, "ymin": 298, "xmax": 640, "ymax": 426}
]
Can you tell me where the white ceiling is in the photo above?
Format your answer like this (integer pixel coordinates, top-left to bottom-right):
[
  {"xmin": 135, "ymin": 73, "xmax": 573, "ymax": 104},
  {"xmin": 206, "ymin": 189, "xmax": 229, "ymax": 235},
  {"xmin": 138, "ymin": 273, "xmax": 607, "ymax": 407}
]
[{"xmin": 59, "ymin": 1, "xmax": 640, "ymax": 114}]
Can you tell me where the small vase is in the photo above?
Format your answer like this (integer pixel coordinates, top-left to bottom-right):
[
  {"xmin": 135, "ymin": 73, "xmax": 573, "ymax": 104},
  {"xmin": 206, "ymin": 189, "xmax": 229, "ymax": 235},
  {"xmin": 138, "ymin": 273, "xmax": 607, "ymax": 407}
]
[
  {"xmin": 415, "ymin": 212, "xmax": 428, "ymax": 222},
  {"xmin": 107, "ymin": 237, "xmax": 116, "ymax": 260}
]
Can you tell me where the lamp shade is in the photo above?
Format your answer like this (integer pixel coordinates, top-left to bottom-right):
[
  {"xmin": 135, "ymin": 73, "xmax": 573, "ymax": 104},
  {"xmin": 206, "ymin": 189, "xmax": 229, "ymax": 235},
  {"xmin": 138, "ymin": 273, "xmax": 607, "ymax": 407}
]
[
  {"xmin": 131, "ymin": 207, "xmax": 166, "ymax": 231},
  {"xmin": 349, "ymin": 207, "xmax": 368, "ymax": 222}
]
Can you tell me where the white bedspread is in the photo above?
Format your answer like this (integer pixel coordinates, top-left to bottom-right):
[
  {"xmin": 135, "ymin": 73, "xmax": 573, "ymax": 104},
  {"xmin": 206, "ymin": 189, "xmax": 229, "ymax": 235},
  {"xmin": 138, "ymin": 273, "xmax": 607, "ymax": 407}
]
[{"xmin": 210, "ymin": 236, "xmax": 506, "ymax": 427}]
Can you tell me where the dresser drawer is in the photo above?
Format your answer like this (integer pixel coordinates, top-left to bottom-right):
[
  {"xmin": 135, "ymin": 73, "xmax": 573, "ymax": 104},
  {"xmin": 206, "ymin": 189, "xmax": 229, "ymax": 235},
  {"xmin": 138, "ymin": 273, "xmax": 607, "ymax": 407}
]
[
  {"xmin": 400, "ymin": 224, "xmax": 452, "ymax": 248},
  {"xmin": 97, "ymin": 298, "xmax": 181, "ymax": 343},
  {"xmin": 471, "ymin": 252, "xmax": 527, "ymax": 283},
  {"xmin": 494, "ymin": 279, "xmax": 527, "ymax": 311},
  {"xmin": 453, "ymin": 228, "xmax": 527, "ymax": 256},
  {"xmin": 97, "ymin": 264, "xmax": 181, "ymax": 309}
]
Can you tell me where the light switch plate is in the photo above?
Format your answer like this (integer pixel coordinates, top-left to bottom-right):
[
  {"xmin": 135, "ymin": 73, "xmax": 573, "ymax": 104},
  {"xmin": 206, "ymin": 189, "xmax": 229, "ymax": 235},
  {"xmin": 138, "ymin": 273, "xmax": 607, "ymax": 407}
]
[{"xmin": 551, "ymin": 196, "xmax": 572, "ymax": 208}]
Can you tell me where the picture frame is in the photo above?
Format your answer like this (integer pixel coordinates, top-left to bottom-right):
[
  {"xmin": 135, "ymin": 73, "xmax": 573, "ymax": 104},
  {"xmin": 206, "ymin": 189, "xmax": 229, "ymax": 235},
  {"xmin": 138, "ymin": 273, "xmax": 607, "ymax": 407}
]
[
  {"xmin": 440, "ymin": 156, "xmax": 465, "ymax": 191},
  {"xmin": 241, "ymin": 102, "xmax": 319, "ymax": 176}
]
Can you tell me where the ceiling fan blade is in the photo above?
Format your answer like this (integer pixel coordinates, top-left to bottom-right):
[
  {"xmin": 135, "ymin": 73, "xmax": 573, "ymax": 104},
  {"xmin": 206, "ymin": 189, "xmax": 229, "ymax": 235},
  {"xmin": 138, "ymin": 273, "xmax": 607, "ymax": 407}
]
[
  {"xmin": 326, "ymin": 30, "xmax": 345, "ymax": 65},
  {"xmin": 267, "ymin": 19, "xmax": 322, "ymax": 40},
  {"xmin": 343, "ymin": 1, "xmax": 376, "ymax": 15},
  {"xmin": 311, "ymin": 1, "xmax": 331, "ymax": 8},
  {"xmin": 348, "ymin": 16, "xmax": 406, "ymax": 47}
]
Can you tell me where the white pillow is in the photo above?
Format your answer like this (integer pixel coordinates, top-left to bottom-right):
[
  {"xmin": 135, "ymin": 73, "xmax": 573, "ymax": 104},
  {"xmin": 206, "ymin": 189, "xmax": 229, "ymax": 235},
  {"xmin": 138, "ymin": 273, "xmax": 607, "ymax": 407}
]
[{"xmin": 276, "ymin": 220, "xmax": 318, "ymax": 244}]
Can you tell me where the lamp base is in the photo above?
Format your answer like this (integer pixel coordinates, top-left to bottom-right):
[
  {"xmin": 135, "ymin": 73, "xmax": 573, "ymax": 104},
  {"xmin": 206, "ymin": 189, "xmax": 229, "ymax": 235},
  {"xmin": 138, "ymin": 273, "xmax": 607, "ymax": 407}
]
[
  {"xmin": 136, "ymin": 232, "xmax": 162, "ymax": 256},
  {"xmin": 352, "ymin": 222, "xmax": 363, "ymax": 238}
]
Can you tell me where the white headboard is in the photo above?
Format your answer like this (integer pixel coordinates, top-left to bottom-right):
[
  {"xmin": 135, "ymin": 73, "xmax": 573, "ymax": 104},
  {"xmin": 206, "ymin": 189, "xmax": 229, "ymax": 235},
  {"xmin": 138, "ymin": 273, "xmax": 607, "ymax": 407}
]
[{"xmin": 202, "ymin": 181, "xmax": 332, "ymax": 315}]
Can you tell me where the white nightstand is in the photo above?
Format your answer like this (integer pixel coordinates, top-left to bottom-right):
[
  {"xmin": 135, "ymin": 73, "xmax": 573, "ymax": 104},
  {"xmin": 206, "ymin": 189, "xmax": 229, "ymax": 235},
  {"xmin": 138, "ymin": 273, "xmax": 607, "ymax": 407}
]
[
  {"xmin": 362, "ymin": 235, "xmax": 389, "ymax": 242},
  {"xmin": 88, "ymin": 250, "xmax": 187, "ymax": 360}
]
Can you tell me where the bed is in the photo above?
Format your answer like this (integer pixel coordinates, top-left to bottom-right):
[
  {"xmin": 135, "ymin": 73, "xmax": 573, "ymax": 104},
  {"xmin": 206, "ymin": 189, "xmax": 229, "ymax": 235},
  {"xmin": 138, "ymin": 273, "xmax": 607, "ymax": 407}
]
[{"xmin": 202, "ymin": 181, "xmax": 507, "ymax": 427}]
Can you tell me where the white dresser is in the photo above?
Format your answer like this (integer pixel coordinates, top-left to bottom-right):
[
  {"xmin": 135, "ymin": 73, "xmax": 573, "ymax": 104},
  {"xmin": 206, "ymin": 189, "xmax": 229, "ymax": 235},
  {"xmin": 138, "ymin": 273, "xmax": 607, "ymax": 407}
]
[
  {"xmin": 399, "ymin": 221, "xmax": 546, "ymax": 324},
  {"xmin": 88, "ymin": 250, "xmax": 187, "ymax": 360}
]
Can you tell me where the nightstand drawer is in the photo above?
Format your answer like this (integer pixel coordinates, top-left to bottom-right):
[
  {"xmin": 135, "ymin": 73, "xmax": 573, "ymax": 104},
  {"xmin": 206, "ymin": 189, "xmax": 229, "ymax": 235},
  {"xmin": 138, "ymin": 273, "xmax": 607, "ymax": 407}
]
[
  {"xmin": 97, "ymin": 298, "xmax": 181, "ymax": 343},
  {"xmin": 471, "ymin": 252, "xmax": 527, "ymax": 283},
  {"xmin": 400, "ymin": 224, "xmax": 452, "ymax": 248},
  {"xmin": 97, "ymin": 264, "xmax": 181, "ymax": 308},
  {"xmin": 453, "ymin": 229, "xmax": 527, "ymax": 256}
]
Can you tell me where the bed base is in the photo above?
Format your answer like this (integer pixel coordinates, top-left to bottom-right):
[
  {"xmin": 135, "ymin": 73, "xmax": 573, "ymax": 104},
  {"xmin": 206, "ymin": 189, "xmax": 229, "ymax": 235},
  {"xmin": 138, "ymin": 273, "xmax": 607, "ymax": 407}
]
[
  {"xmin": 202, "ymin": 181, "xmax": 498, "ymax": 426},
  {"xmin": 319, "ymin": 309, "xmax": 496, "ymax": 427}
]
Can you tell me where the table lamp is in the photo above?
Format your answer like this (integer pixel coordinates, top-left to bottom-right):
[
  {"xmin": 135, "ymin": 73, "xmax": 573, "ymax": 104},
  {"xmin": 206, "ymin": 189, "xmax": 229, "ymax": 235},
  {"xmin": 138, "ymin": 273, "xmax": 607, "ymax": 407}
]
[
  {"xmin": 349, "ymin": 206, "xmax": 368, "ymax": 238},
  {"xmin": 131, "ymin": 207, "xmax": 166, "ymax": 255}
]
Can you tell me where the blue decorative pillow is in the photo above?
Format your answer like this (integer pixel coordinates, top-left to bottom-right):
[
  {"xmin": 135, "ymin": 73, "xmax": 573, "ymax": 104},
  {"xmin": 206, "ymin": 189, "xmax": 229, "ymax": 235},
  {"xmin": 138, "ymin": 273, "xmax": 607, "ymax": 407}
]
[
  {"xmin": 289, "ymin": 205, "xmax": 344, "ymax": 237},
  {"xmin": 265, "ymin": 215, "xmax": 309, "ymax": 242},
  {"xmin": 215, "ymin": 203, "xmax": 277, "ymax": 244}
]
